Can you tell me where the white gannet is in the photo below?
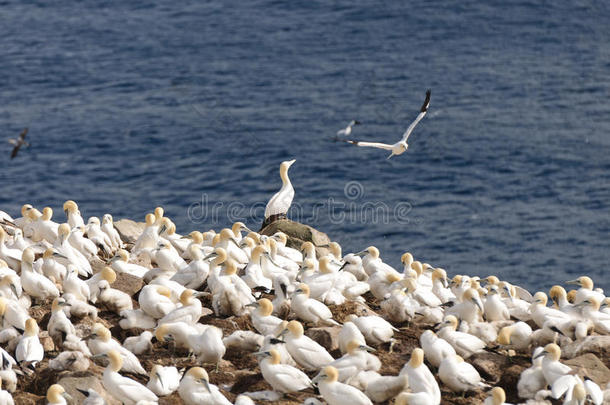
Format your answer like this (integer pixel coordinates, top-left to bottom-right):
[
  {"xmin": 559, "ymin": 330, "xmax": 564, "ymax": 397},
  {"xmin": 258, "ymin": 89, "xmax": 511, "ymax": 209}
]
[
  {"xmin": 123, "ymin": 331, "xmax": 153, "ymax": 355},
  {"xmin": 577, "ymin": 297, "xmax": 610, "ymax": 334},
  {"xmin": 41, "ymin": 248, "xmax": 67, "ymax": 283},
  {"xmin": 131, "ymin": 213, "xmax": 160, "ymax": 254},
  {"xmin": 345, "ymin": 314, "xmax": 397, "ymax": 346},
  {"xmin": 15, "ymin": 318, "xmax": 44, "ymax": 369},
  {"xmin": 26, "ymin": 207, "xmax": 59, "ymax": 243},
  {"xmin": 46, "ymin": 384, "xmax": 72, "ymax": 405},
  {"xmin": 517, "ymin": 347, "xmax": 547, "ymax": 399},
  {"xmin": 178, "ymin": 367, "xmax": 232, "ymax": 405},
  {"xmin": 419, "ymin": 330, "xmax": 456, "ymax": 368},
  {"xmin": 187, "ymin": 324, "xmax": 226, "ymax": 365},
  {"xmin": 338, "ymin": 321, "xmax": 367, "ymax": 354},
  {"xmin": 446, "ymin": 288, "xmax": 484, "ymax": 324},
  {"xmin": 87, "ymin": 323, "xmax": 147, "ymax": 375},
  {"xmin": 313, "ymin": 366, "xmax": 373, "ymax": 405},
  {"xmin": 395, "ymin": 391, "xmax": 436, "ymax": 405},
  {"xmin": 280, "ymin": 320, "xmax": 334, "ymax": 371},
  {"xmin": 483, "ymin": 285, "xmax": 510, "ymax": 321},
  {"xmin": 340, "ymin": 253, "xmax": 366, "ymax": 281},
  {"xmin": 437, "ymin": 315, "xmax": 486, "ymax": 358},
  {"xmin": 85, "ymin": 217, "xmax": 113, "ymax": 255},
  {"xmin": 249, "ymin": 298, "xmax": 283, "ymax": 336},
  {"xmin": 431, "ymin": 268, "xmax": 455, "ymax": 303},
  {"xmin": 102, "ymin": 214, "xmax": 123, "ymax": 250},
  {"xmin": 343, "ymin": 89, "xmax": 430, "ymax": 159},
  {"xmin": 291, "ymin": 283, "xmax": 340, "ymax": 326},
  {"xmin": 241, "ymin": 245, "xmax": 272, "ymax": 290},
  {"xmin": 566, "ymin": 276, "xmax": 605, "ymax": 305},
  {"xmin": 147, "ymin": 364, "xmax": 181, "ymax": 396},
  {"xmin": 535, "ymin": 343, "xmax": 573, "ymax": 386},
  {"xmin": 357, "ymin": 246, "xmax": 399, "ymax": 277},
  {"xmin": 438, "ymin": 354, "xmax": 489, "ymax": 392},
  {"xmin": 263, "ymin": 159, "xmax": 296, "ymax": 225},
  {"xmin": 256, "ymin": 349, "xmax": 312, "ymax": 394},
  {"xmin": 100, "ymin": 350, "xmax": 158, "ymax": 405},
  {"xmin": 0, "ymin": 229, "xmax": 21, "ymax": 271},
  {"xmin": 270, "ymin": 232, "xmax": 302, "ymax": 263},
  {"xmin": 48, "ymin": 298, "xmax": 76, "ymax": 348},
  {"xmin": 63, "ymin": 200, "xmax": 85, "ymax": 229},
  {"xmin": 138, "ymin": 285, "xmax": 176, "ymax": 319},
  {"xmin": 400, "ymin": 348, "xmax": 441, "ymax": 404},
  {"xmin": 20, "ymin": 248, "xmax": 60, "ymax": 301},
  {"xmin": 0, "ymin": 296, "xmax": 28, "ymax": 331},
  {"xmin": 152, "ymin": 239, "xmax": 186, "ymax": 272},
  {"xmin": 63, "ymin": 264, "xmax": 91, "ymax": 301},
  {"xmin": 328, "ymin": 340, "xmax": 379, "ymax": 383},
  {"xmin": 97, "ymin": 280, "xmax": 133, "ymax": 314},
  {"xmin": 211, "ymin": 259, "xmax": 255, "ymax": 317},
  {"xmin": 337, "ymin": 120, "xmax": 361, "ymax": 137},
  {"xmin": 54, "ymin": 223, "xmax": 92, "ymax": 276},
  {"xmin": 109, "ymin": 249, "xmax": 149, "ymax": 278},
  {"xmin": 497, "ymin": 321, "xmax": 533, "ymax": 351},
  {"xmin": 170, "ymin": 245, "xmax": 210, "ymax": 289},
  {"xmin": 67, "ymin": 225, "xmax": 98, "ymax": 259},
  {"xmin": 158, "ymin": 289, "xmax": 205, "ymax": 325},
  {"xmin": 260, "ymin": 331, "xmax": 297, "ymax": 366}
]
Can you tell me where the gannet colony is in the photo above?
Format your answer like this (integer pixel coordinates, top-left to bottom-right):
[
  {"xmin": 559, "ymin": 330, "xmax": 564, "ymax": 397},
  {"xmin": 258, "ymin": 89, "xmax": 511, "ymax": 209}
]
[{"xmin": 0, "ymin": 160, "xmax": 608, "ymax": 405}]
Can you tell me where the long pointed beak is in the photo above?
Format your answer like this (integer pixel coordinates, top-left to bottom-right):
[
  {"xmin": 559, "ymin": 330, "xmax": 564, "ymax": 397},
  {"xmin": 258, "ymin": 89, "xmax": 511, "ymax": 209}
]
[
  {"xmin": 203, "ymin": 252, "xmax": 218, "ymax": 261},
  {"xmin": 361, "ymin": 345, "xmax": 376, "ymax": 352},
  {"xmin": 566, "ymin": 279, "xmax": 580, "ymax": 286},
  {"xmin": 202, "ymin": 379, "xmax": 211, "ymax": 392},
  {"xmin": 338, "ymin": 262, "xmax": 348, "ymax": 271},
  {"xmin": 355, "ymin": 250, "xmax": 367, "ymax": 257},
  {"xmin": 533, "ymin": 351, "xmax": 547, "ymax": 359}
]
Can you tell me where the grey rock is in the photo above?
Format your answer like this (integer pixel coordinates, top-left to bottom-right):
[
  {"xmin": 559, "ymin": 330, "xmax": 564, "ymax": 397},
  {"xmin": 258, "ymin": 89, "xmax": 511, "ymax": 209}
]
[
  {"xmin": 113, "ymin": 219, "xmax": 145, "ymax": 244},
  {"xmin": 57, "ymin": 373, "xmax": 121, "ymax": 405},
  {"xmin": 565, "ymin": 353, "xmax": 610, "ymax": 388},
  {"xmin": 305, "ymin": 326, "xmax": 342, "ymax": 352},
  {"xmin": 260, "ymin": 219, "xmax": 331, "ymax": 257}
]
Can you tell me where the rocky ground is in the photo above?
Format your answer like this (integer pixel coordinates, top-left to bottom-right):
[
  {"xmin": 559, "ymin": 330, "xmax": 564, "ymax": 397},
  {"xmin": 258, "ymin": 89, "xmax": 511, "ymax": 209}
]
[{"xmin": 6, "ymin": 219, "xmax": 610, "ymax": 404}]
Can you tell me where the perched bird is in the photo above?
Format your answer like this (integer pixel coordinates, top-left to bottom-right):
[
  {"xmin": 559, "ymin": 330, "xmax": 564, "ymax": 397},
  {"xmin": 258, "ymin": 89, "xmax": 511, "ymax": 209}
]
[
  {"xmin": 46, "ymin": 384, "xmax": 71, "ymax": 405},
  {"xmin": 147, "ymin": 364, "xmax": 182, "ymax": 396},
  {"xmin": 8, "ymin": 128, "xmax": 28, "ymax": 159},
  {"xmin": 279, "ymin": 320, "xmax": 334, "ymax": 371},
  {"xmin": 342, "ymin": 89, "xmax": 431, "ymax": 159},
  {"xmin": 75, "ymin": 388, "xmax": 107, "ymax": 405},
  {"xmin": 99, "ymin": 350, "xmax": 158, "ymax": 405},
  {"xmin": 15, "ymin": 318, "xmax": 44, "ymax": 370},
  {"xmin": 256, "ymin": 349, "xmax": 312, "ymax": 393},
  {"xmin": 313, "ymin": 366, "xmax": 372, "ymax": 405},
  {"xmin": 400, "ymin": 348, "xmax": 441, "ymax": 405},
  {"xmin": 178, "ymin": 367, "xmax": 231, "ymax": 405},
  {"xmin": 262, "ymin": 159, "xmax": 296, "ymax": 228},
  {"xmin": 438, "ymin": 354, "xmax": 490, "ymax": 392}
]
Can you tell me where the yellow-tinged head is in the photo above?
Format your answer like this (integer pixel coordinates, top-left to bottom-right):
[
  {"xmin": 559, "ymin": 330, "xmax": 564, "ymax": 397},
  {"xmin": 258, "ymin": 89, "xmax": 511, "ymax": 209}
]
[
  {"xmin": 63, "ymin": 200, "xmax": 78, "ymax": 213},
  {"xmin": 485, "ymin": 275, "xmax": 500, "ymax": 286},
  {"xmin": 300, "ymin": 241, "xmax": 315, "ymax": 254},
  {"xmin": 231, "ymin": 222, "xmax": 247, "ymax": 237},
  {"xmin": 155, "ymin": 324, "xmax": 169, "ymax": 342},
  {"xmin": 533, "ymin": 291, "xmax": 548, "ymax": 305},
  {"xmin": 442, "ymin": 315, "xmax": 459, "ymax": 331},
  {"xmin": 156, "ymin": 286, "xmax": 172, "ymax": 299},
  {"xmin": 212, "ymin": 247, "xmax": 228, "ymax": 265},
  {"xmin": 266, "ymin": 349, "xmax": 282, "ymax": 365},
  {"xmin": 318, "ymin": 366, "xmax": 339, "ymax": 383},
  {"xmin": 46, "ymin": 384, "xmax": 69, "ymax": 403},
  {"xmin": 401, "ymin": 277, "xmax": 417, "ymax": 293},
  {"xmin": 329, "ymin": 241, "xmax": 342, "ymax": 259},
  {"xmin": 386, "ymin": 273, "xmax": 401, "ymax": 283},
  {"xmin": 319, "ymin": 257, "xmax": 332, "ymax": 274},
  {"xmin": 497, "ymin": 326, "xmax": 512, "ymax": 345},
  {"xmin": 25, "ymin": 318, "xmax": 39, "ymax": 336},
  {"xmin": 58, "ymin": 223, "xmax": 71, "ymax": 238},
  {"xmin": 223, "ymin": 259, "xmax": 237, "ymax": 276},
  {"xmin": 107, "ymin": 349, "xmax": 123, "ymax": 372},
  {"xmin": 0, "ymin": 259, "xmax": 6, "ymax": 268},
  {"xmin": 189, "ymin": 244, "xmax": 203, "ymax": 260},
  {"xmin": 489, "ymin": 387, "xmax": 506, "ymax": 405},
  {"xmin": 365, "ymin": 246, "xmax": 379, "ymax": 259},
  {"xmin": 101, "ymin": 266, "xmax": 117, "ymax": 283},
  {"xmin": 572, "ymin": 382, "xmax": 586, "ymax": 401},
  {"xmin": 542, "ymin": 343, "xmax": 561, "ymax": 361},
  {"xmin": 251, "ymin": 245, "xmax": 266, "ymax": 262},
  {"xmin": 154, "ymin": 206, "xmax": 164, "ymax": 221},
  {"xmin": 549, "ymin": 285, "xmax": 567, "ymax": 303},
  {"xmin": 186, "ymin": 366, "xmax": 209, "ymax": 383},
  {"xmin": 41, "ymin": 207, "xmax": 53, "ymax": 221},
  {"xmin": 180, "ymin": 289, "xmax": 196, "ymax": 305},
  {"xmin": 0, "ymin": 297, "xmax": 6, "ymax": 316},
  {"xmin": 409, "ymin": 348, "xmax": 424, "ymax": 368},
  {"xmin": 91, "ymin": 323, "xmax": 111, "ymax": 341},
  {"xmin": 401, "ymin": 252, "xmax": 413, "ymax": 266},
  {"xmin": 21, "ymin": 204, "xmax": 33, "ymax": 216},
  {"xmin": 567, "ymin": 290, "xmax": 577, "ymax": 303},
  {"xmin": 287, "ymin": 320, "xmax": 304, "ymax": 337},
  {"xmin": 568, "ymin": 276, "xmax": 594, "ymax": 290},
  {"xmin": 145, "ymin": 213, "xmax": 156, "ymax": 226},
  {"xmin": 581, "ymin": 297, "xmax": 601, "ymax": 311},
  {"xmin": 188, "ymin": 231, "xmax": 204, "ymax": 244},
  {"xmin": 295, "ymin": 283, "xmax": 310, "ymax": 297},
  {"xmin": 21, "ymin": 248, "xmax": 35, "ymax": 264},
  {"xmin": 257, "ymin": 298, "xmax": 274, "ymax": 317}
]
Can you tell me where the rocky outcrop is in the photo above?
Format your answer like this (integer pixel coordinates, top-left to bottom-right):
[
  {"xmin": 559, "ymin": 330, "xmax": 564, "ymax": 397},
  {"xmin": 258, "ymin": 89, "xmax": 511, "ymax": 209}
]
[
  {"xmin": 114, "ymin": 219, "xmax": 145, "ymax": 244},
  {"xmin": 260, "ymin": 219, "xmax": 331, "ymax": 257}
]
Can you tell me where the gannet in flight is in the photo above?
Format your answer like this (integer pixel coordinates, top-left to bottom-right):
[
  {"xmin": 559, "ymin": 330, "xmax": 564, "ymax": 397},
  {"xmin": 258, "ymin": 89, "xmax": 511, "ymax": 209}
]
[
  {"xmin": 8, "ymin": 128, "xmax": 29, "ymax": 159},
  {"xmin": 262, "ymin": 159, "xmax": 296, "ymax": 228},
  {"xmin": 344, "ymin": 89, "xmax": 431, "ymax": 159},
  {"xmin": 336, "ymin": 120, "xmax": 361, "ymax": 137}
]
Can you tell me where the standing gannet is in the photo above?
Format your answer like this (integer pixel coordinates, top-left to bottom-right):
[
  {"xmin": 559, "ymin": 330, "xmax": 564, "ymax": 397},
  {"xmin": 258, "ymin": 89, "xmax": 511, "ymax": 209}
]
[
  {"xmin": 517, "ymin": 347, "xmax": 547, "ymax": 399},
  {"xmin": 63, "ymin": 264, "xmax": 91, "ymax": 301},
  {"xmin": 109, "ymin": 249, "xmax": 148, "ymax": 278},
  {"xmin": 41, "ymin": 248, "xmax": 67, "ymax": 283},
  {"xmin": 26, "ymin": 207, "xmax": 59, "ymax": 243},
  {"xmin": 87, "ymin": 323, "xmax": 147, "ymax": 375},
  {"xmin": 147, "ymin": 364, "xmax": 182, "ymax": 396},
  {"xmin": 187, "ymin": 324, "xmax": 226, "ymax": 365},
  {"xmin": 419, "ymin": 330, "xmax": 456, "ymax": 368},
  {"xmin": 15, "ymin": 318, "xmax": 44, "ymax": 369},
  {"xmin": 313, "ymin": 366, "xmax": 373, "ymax": 405},
  {"xmin": 280, "ymin": 320, "xmax": 334, "ymax": 371},
  {"xmin": 131, "ymin": 213, "xmax": 159, "ymax": 254},
  {"xmin": 46, "ymin": 384, "xmax": 72, "ymax": 405},
  {"xmin": 211, "ymin": 259, "xmax": 255, "ymax": 316},
  {"xmin": 338, "ymin": 321, "xmax": 367, "ymax": 354},
  {"xmin": 48, "ymin": 298, "xmax": 76, "ymax": 348},
  {"xmin": 566, "ymin": 276, "xmax": 605, "ymax": 305},
  {"xmin": 484, "ymin": 285, "xmax": 510, "ymax": 321},
  {"xmin": 20, "ymin": 248, "xmax": 60, "ymax": 301},
  {"xmin": 343, "ymin": 90, "xmax": 430, "ymax": 159},
  {"xmin": 241, "ymin": 245, "xmax": 272, "ymax": 290},
  {"xmin": 446, "ymin": 288, "xmax": 484, "ymax": 324},
  {"xmin": 578, "ymin": 297, "xmax": 610, "ymax": 334},
  {"xmin": 67, "ymin": 225, "xmax": 98, "ymax": 259},
  {"xmin": 54, "ymin": 223, "xmax": 92, "ymax": 276},
  {"xmin": 178, "ymin": 367, "xmax": 232, "ymax": 405},
  {"xmin": 337, "ymin": 120, "xmax": 361, "ymax": 137},
  {"xmin": 0, "ymin": 296, "xmax": 28, "ymax": 331},
  {"xmin": 248, "ymin": 298, "xmax": 283, "ymax": 336},
  {"xmin": 262, "ymin": 159, "xmax": 296, "ymax": 228},
  {"xmin": 63, "ymin": 200, "xmax": 85, "ymax": 229},
  {"xmin": 101, "ymin": 214, "xmax": 123, "ymax": 251},
  {"xmin": 270, "ymin": 232, "xmax": 302, "ymax": 263},
  {"xmin": 291, "ymin": 283, "xmax": 340, "ymax": 326},
  {"xmin": 436, "ymin": 315, "xmax": 486, "ymax": 358},
  {"xmin": 328, "ymin": 340, "xmax": 379, "ymax": 383},
  {"xmin": 535, "ymin": 343, "xmax": 573, "ymax": 387},
  {"xmin": 0, "ymin": 229, "xmax": 21, "ymax": 271},
  {"xmin": 152, "ymin": 240, "xmax": 187, "ymax": 272},
  {"xmin": 256, "ymin": 349, "xmax": 312, "ymax": 394},
  {"xmin": 158, "ymin": 289, "xmax": 205, "ymax": 325},
  {"xmin": 85, "ymin": 217, "xmax": 113, "ymax": 255},
  {"xmin": 170, "ymin": 245, "xmax": 210, "ymax": 289},
  {"xmin": 123, "ymin": 331, "xmax": 153, "ymax": 355},
  {"xmin": 100, "ymin": 350, "xmax": 158, "ymax": 405},
  {"xmin": 438, "ymin": 354, "xmax": 489, "ymax": 392},
  {"xmin": 400, "ymin": 348, "xmax": 441, "ymax": 405}
]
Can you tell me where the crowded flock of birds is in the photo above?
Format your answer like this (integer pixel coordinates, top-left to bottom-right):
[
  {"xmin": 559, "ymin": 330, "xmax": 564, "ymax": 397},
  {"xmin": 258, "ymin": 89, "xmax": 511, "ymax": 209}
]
[{"xmin": 0, "ymin": 186, "xmax": 609, "ymax": 404}]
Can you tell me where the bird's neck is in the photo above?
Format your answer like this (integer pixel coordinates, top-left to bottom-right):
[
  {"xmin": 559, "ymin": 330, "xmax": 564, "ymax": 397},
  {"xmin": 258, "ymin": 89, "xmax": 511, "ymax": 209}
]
[{"xmin": 279, "ymin": 167, "xmax": 291, "ymax": 187}]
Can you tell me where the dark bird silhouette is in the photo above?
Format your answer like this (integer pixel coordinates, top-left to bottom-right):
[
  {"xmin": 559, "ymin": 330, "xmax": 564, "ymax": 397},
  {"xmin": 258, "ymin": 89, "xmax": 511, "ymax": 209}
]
[{"xmin": 8, "ymin": 128, "xmax": 29, "ymax": 159}]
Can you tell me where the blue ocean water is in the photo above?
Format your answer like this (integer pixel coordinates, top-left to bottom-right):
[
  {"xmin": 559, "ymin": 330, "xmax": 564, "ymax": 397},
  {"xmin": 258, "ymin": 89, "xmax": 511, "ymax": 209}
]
[{"xmin": 1, "ymin": 0, "xmax": 609, "ymax": 293}]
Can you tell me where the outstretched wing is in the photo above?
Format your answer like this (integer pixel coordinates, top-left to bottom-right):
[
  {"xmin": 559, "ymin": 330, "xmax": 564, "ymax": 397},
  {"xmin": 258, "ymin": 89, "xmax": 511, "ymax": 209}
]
[
  {"xmin": 401, "ymin": 89, "xmax": 430, "ymax": 143},
  {"xmin": 10, "ymin": 145, "xmax": 21, "ymax": 159},
  {"xmin": 19, "ymin": 128, "xmax": 28, "ymax": 141},
  {"xmin": 343, "ymin": 139, "xmax": 394, "ymax": 151}
]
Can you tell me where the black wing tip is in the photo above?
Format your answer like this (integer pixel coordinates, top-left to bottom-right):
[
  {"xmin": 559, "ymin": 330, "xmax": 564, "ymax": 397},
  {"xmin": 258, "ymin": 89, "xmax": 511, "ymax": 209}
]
[{"xmin": 421, "ymin": 89, "xmax": 431, "ymax": 112}]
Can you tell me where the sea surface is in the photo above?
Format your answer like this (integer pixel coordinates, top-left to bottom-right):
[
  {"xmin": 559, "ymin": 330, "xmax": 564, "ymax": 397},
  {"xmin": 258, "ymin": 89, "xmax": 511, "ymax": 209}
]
[{"xmin": 1, "ymin": 0, "xmax": 609, "ymax": 293}]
